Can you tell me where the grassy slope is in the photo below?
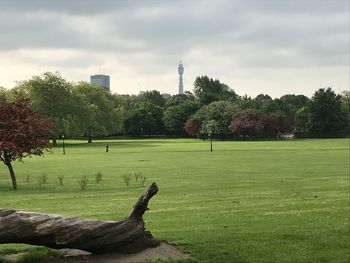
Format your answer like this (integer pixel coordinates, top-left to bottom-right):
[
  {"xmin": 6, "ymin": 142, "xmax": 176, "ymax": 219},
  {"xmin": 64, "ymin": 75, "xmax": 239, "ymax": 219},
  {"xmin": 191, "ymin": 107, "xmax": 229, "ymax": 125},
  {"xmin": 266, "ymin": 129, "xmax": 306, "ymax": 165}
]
[{"xmin": 0, "ymin": 139, "xmax": 348, "ymax": 263}]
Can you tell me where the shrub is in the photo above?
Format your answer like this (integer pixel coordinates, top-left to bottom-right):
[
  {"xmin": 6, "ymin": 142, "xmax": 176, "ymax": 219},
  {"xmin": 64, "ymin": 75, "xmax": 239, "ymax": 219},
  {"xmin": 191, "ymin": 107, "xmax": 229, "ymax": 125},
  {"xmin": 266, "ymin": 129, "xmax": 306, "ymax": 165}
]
[
  {"xmin": 38, "ymin": 175, "xmax": 48, "ymax": 188},
  {"xmin": 41, "ymin": 174, "xmax": 48, "ymax": 184},
  {"xmin": 78, "ymin": 176, "xmax": 88, "ymax": 190},
  {"xmin": 57, "ymin": 175, "xmax": 64, "ymax": 186},
  {"xmin": 140, "ymin": 176, "xmax": 147, "ymax": 187},
  {"xmin": 95, "ymin": 172, "xmax": 102, "ymax": 183},
  {"xmin": 122, "ymin": 174, "xmax": 131, "ymax": 186},
  {"xmin": 134, "ymin": 171, "xmax": 142, "ymax": 182}
]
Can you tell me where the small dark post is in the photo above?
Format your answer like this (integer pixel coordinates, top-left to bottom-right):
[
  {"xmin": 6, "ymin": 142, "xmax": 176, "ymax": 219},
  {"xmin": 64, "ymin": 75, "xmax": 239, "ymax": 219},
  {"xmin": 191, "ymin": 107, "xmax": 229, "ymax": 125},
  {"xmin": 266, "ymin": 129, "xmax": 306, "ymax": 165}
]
[
  {"xmin": 62, "ymin": 135, "xmax": 66, "ymax": 155},
  {"xmin": 209, "ymin": 131, "xmax": 213, "ymax": 152},
  {"xmin": 141, "ymin": 127, "xmax": 143, "ymax": 137}
]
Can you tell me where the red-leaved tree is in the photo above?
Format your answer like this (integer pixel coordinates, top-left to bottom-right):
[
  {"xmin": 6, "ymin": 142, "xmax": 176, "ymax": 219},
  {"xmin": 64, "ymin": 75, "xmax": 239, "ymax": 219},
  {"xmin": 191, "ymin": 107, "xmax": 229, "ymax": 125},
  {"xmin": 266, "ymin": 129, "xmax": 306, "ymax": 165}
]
[
  {"xmin": 263, "ymin": 112, "xmax": 292, "ymax": 138},
  {"xmin": 229, "ymin": 109, "xmax": 263, "ymax": 138},
  {"xmin": 0, "ymin": 98, "xmax": 53, "ymax": 190},
  {"xmin": 184, "ymin": 118, "xmax": 202, "ymax": 138}
]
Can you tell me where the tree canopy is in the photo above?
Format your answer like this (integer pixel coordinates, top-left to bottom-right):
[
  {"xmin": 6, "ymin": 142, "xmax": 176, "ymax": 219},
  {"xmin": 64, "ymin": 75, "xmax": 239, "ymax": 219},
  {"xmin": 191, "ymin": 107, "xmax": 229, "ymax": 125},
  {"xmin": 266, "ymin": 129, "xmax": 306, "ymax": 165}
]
[
  {"xmin": 2, "ymin": 72, "xmax": 347, "ymax": 140},
  {"xmin": 308, "ymin": 88, "xmax": 346, "ymax": 132},
  {"xmin": 0, "ymin": 98, "xmax": 53, "ymax": 189},
  {"xmin": 193, "ymin": 76, "xmax": 237, "ymax": 106}
]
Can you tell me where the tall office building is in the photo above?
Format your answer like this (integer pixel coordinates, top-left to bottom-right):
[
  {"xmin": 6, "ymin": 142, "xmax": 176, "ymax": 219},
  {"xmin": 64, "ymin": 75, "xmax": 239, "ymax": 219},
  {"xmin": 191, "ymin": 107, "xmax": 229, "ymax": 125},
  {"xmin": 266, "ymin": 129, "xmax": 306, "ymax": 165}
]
[
  {"xmin": 90, "ymin": 74, "xmax": 110, "ymax": 92},
  {"xmin": 178, "ymin": 61, "xmax": 184, "ymax": 94}
]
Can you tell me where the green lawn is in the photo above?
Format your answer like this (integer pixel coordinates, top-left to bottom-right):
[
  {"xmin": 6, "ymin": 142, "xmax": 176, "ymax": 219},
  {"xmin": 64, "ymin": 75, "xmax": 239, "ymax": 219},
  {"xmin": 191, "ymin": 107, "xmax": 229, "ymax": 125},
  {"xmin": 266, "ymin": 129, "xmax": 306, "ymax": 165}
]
[{"xmin": 0, "ymin": 138, "xmax": 349, "ymax": 263}]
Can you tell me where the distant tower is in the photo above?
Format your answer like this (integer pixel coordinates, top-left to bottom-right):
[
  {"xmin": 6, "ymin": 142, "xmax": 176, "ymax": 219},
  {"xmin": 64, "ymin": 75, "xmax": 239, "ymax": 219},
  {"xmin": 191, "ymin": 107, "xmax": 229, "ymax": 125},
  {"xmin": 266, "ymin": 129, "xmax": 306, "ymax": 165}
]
[
  {"xmin": 178, "ymin": 61, "xmax": 184, "ymax": 94},
  {"xmin": 90, "ymin": 74, "xmax": 110, "ymax": 92}
]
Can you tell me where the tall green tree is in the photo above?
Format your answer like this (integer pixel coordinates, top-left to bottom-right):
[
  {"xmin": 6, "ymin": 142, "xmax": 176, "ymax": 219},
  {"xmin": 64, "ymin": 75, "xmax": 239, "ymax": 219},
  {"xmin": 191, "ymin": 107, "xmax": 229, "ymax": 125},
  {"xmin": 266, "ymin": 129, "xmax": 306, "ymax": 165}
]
[
  {"xmin": 276, "ymin": 94, "xmax": 310, "ymax": 125},
  {"xmin": 295, "ymin": 106, "xmax": 310, "ymax": 132},
  {"xmin": 341, "ymin": 90, "xmax": 350, "ymax": 127},
  {"xmin": 72, "ymin": 82, "xmax": 123, "ymax": 142},
  {"xmin": 140, "ymin": 90, "xmax": 166, "ymax": 108},
  {"xmin": 193, "ymin": 101, "xmax": 240, "ymax": 136},
  {"xmin": 16, "ymin": 72, "xmax": 73, "ymax": 145},
  {"xmin": 163, "ymin": 101, "xmax": 198, "ymax": 134},
  {"xmin": 237, "ymin": 95, "xmax": 256, "ymax": 110},
  {"xmin": 193, "ymin": 76, "xmax": 237, "ymax": 106},
  {"xmin": 165, "ymin": 92, "xmax": 197, "ymax": 108},
  {"xmin": 308, "ymin": 88, "xmax": 346, "ymax": 132},
  {"xmin": 124, "ymin": 101, "xmax": 164, "ymax": 135}
]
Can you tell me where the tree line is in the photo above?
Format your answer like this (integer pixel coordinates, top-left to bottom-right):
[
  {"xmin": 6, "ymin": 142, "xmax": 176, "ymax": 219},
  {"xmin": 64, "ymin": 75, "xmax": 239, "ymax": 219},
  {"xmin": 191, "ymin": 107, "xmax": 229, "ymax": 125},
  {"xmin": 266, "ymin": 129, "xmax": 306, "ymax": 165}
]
[{"xmin": 1, "ymin": 72, "xmax": 348, "ymax": 142}]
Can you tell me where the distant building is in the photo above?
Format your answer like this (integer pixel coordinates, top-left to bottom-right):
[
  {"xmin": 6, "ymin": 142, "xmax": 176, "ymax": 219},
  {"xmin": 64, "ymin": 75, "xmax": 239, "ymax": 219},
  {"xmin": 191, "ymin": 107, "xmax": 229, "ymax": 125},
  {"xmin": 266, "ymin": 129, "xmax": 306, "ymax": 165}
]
[
  {"xmin": 90, "ymin": 74, "xmax": 110, "ymax": 92},
  {"xmin": 178, "ymin": 61, "xmax": 184, "ymax": 94}
]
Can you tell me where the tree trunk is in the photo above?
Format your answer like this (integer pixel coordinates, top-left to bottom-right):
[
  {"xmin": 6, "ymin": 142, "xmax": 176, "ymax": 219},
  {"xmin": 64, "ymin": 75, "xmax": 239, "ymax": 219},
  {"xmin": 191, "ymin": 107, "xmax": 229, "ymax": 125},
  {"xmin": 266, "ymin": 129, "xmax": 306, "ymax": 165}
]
[
  {"xmin": 52, "ymin": 137, "xmax": 57, "ymax": 146},
  {"xmin": 5, "ymin": 162, "xmax": 17, "ymax": 190},
  {"xmin": 88, "ymin": 128, "xmax": 92, "ymax": 143},
  {"xmin": 0, "ymin": 183, "xmax": 160, "ymax": 254}
]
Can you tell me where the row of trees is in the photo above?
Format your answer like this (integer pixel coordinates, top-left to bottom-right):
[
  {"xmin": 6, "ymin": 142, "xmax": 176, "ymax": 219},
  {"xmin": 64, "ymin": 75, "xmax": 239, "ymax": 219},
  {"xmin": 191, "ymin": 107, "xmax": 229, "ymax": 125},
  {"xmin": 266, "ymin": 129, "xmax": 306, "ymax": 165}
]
[
  {"xmin": 1, "ymin": 72, "xmax": 123, "ymax": 145},
  {"xmin": 1, "ymin": 72, "xmax": 348, "ymax": 142}
]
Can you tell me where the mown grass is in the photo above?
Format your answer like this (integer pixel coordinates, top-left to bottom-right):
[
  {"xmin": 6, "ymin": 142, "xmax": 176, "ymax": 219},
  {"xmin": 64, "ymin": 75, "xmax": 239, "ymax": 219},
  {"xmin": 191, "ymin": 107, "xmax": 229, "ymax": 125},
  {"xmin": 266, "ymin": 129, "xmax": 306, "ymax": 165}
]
[{"xmin": 0, "ymin": 138, "xmax": 348, "ymax": 263}]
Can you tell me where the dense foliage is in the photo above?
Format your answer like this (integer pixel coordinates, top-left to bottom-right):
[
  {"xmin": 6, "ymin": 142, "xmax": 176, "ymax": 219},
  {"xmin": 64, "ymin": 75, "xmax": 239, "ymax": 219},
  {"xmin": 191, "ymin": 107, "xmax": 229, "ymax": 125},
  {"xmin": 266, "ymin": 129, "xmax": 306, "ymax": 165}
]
[
  {"xmin": 0, "ymin": 98, "xmax": 53, "ymax": 189},
  {"xmin": 1, "ymin": 72, "xmax": 348, "ymax": 140}
]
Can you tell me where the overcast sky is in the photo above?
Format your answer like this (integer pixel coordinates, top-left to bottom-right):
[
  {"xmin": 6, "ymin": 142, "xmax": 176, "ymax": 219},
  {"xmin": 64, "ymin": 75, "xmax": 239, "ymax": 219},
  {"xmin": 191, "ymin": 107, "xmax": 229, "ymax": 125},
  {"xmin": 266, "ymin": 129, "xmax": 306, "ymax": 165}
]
[{"xmin": 0, "ymin": 0, "xmax": 348, "ymax": 97}]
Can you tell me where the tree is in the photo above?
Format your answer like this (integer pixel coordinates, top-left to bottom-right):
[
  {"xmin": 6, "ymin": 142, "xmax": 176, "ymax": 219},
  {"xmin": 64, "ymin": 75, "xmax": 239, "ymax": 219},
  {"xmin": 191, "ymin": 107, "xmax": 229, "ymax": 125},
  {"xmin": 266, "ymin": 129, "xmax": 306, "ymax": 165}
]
[
  {"xmin": 276, "ymin": 94, "xmax": 310, "ymax": 126},
  {"xmin": 263, "ymin": 112, "xmax": 291, "ymax": 138},
  {"xmin": 0, "ymin": 98, "xmax": 53, "ymax": 190},
  {"xmin": 124, "ymin": 102, "xmax": 164, "ymax": 135},
  {"xmin": 193, "ymin": 101, "xmax": 240, "ymax": 136},
  {"xmin": 237, "ymin": 95, "xmax": 256, "ymax": 110},
  {"xmin": 163, "ymin": 101, "xmax": 198, "ymax": 134},
  {"xmin": 260, "ymin": 99, "xmax": 281, "ymax": 114},
  {"xmin": 254, "ymin": 94, "xmax": 272, "ymax": 108},
  {"xmin": 229, "ymin": 109, "xmax": 263, "ymax": 138},
  {"xmin": 341, "ymin": 90, "xmax": 350, "ymax": 128},
  {"xmin": 308, "ymin": 88, "xmax": 346, "ymax": 132},
  {"xmin": 71, "ymin": 82, "xmax": 123, "ymax": 142},
  {"xmin": 165, "ymin": 91, "xmax": 197, "ymax": 108},
  {"xmin": 0, "ymin": 87, "xmax": 8, "ymax": 102},
  {"xmin": 201, "ymin": 119, "xmax": 219, "ymax": 135},
  {"xmin": 184, "ymin": 118, "xmax": 202, "ymax": 138},
  {"xmin": 193, "ymin": 76, "xmax": 237, "ymax": 105},
  {"xmin": 295, "ymin": 106, "xmax": 310, "ymax": 132},
  {"xmin": 16, "ymin": 72, "xmax": 73, "ymax": 145},
  {"xmin": 140, "ymin": 90, "xmax": 166, "ymax": 108}
]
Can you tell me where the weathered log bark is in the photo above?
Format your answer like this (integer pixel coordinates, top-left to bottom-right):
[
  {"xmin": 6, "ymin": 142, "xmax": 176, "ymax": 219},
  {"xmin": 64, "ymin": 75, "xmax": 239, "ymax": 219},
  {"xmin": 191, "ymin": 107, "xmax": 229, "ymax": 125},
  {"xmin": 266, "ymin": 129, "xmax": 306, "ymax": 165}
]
[{"xmin": 0, "ymin": 183, "xmax": 160, "ymax": 254}]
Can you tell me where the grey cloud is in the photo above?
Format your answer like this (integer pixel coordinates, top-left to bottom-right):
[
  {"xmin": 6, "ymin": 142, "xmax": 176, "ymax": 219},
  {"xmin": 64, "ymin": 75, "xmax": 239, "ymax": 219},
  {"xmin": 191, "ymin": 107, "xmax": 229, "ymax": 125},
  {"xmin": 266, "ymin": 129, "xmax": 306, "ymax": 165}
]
[
  {"xmin": 1, "ymin": 0, "xmax": 136, "ymax": 15},
  {"xmin": 0, "ymin": 0, "xmax": 348, "ymax": 92}
]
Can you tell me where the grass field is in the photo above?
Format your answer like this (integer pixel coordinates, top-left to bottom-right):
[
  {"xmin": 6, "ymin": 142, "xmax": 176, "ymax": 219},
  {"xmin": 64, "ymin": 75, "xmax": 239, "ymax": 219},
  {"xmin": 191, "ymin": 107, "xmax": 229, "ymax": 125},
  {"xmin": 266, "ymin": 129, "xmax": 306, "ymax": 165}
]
[{"xmin": 0, "ymin": 138, "xmax": 349, "ymax": 263}]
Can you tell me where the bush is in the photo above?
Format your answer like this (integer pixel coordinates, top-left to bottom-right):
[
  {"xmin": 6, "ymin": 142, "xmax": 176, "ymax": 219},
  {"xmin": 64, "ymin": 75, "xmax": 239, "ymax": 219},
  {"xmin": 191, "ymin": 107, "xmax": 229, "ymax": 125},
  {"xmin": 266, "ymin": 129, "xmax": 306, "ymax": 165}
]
[
  {"xmin": 41, "ymin": 174, "xmax": 48, "ymax": 184},
  {"xmin": 38, "ymin": 174, "xmax": 48, "ymax": 188},
  {"xmin": 134, "ymin": 171, "xmax": 142, "ymax": 182},
  {"xmin": 122, "ymin": 174, "xmax": 131, "ymax": 186},
  {"xmin": 78, "ymin": 176, "xmax": 88, "ymax": 190},
  {"xmin": 140, "ymin": 176, "xmax": 147, "ymax": 187},
  {"xmin": 95, "ymin": 172, "xmax": 102, "ymax": 183},
  {"xmin": 57, "ymin": 175, "xmax": 64, "ymax": 186}
]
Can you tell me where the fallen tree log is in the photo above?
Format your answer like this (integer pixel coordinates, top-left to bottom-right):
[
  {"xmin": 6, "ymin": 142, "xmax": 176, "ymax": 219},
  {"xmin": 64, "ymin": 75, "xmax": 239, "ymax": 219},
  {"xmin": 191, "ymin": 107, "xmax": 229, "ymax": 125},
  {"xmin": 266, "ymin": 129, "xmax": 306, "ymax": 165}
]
[{"xmin": 0, "ymin": 182, "xmax": 160, "ymax": 254}]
